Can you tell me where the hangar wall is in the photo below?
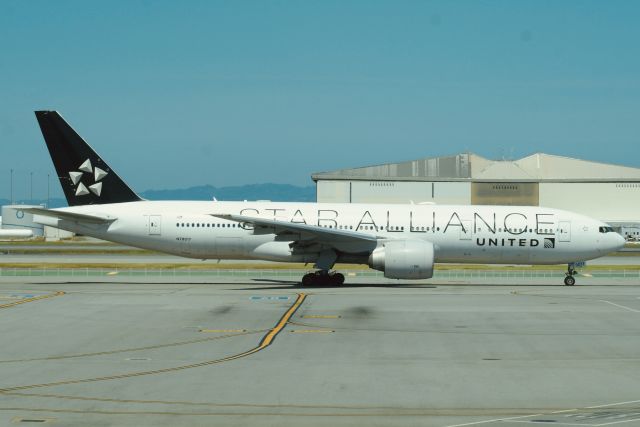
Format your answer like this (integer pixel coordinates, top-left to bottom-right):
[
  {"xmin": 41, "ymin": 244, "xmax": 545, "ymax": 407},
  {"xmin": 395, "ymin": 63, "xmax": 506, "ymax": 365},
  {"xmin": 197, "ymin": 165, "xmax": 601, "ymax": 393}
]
[
  {"xmin": 539, "ymin": 183, "xmax": 640, "ymax": 222},
  {"xmin": 316, "ymin": 180, "xmax": 470, "ymax": 204},
  {"xmin": 313, "ymin": 153, "xmax": 640, "ymax": 226}
]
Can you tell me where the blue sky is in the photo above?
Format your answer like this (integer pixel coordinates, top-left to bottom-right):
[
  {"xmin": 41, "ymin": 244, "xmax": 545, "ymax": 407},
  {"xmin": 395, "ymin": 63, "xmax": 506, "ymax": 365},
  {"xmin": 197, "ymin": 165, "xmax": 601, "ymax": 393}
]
[{"xmin": 1, "ymin": 1, "xmax": 639, "ymax": 200}]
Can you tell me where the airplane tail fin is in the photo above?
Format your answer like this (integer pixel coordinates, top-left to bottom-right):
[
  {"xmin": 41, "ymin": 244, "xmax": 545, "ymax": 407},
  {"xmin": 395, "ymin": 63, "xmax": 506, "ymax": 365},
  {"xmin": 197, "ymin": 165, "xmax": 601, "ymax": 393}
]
[{"xmin": 35, "ymin": 111, "xmax": 141, "ymax": 206}]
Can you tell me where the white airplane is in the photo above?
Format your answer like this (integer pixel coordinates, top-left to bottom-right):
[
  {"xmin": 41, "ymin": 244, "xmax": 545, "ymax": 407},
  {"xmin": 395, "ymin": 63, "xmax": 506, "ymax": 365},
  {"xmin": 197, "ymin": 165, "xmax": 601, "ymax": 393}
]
[
  {"xmin": 28, "ymin": 111, "xmax": 624, "ymax": 286},
  {"xmin": 0, "ymin": 229, "xmax": 33, "ymax": 239}
]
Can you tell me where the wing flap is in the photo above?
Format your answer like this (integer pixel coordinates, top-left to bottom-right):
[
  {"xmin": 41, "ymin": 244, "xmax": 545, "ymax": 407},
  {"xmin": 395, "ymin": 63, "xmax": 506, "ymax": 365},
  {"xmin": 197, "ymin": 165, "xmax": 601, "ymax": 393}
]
[{"xmin": 211, "ymin": 214, "xmax": 377, "ymax": 243}]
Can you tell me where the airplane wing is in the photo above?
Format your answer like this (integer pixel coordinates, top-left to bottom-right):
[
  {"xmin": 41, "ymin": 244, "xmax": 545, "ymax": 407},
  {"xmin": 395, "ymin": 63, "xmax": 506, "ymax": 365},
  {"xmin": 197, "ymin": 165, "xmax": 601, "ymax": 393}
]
[
  {"xmin": 23, "ymin": 207, "xmax": 117, "ymax": 225},
  {"xmin": 211, "ymin": 214, "xmax": 378, "ymax": 244}
]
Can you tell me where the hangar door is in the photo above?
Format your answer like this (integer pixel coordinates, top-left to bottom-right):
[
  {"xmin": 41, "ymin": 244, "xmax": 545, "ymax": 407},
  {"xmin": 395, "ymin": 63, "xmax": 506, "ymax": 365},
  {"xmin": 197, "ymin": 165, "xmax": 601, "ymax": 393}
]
[{"xmin": 471, "ymin": 183, "xmax": 539, "ymax": 206}]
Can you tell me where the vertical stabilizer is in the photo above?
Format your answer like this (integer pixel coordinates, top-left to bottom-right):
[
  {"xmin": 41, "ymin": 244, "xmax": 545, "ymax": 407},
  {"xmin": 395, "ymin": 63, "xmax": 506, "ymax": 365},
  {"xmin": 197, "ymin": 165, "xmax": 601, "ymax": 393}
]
[{"xmin": 35, "ymin": 111, "xmax": 141, "ymax": 206}]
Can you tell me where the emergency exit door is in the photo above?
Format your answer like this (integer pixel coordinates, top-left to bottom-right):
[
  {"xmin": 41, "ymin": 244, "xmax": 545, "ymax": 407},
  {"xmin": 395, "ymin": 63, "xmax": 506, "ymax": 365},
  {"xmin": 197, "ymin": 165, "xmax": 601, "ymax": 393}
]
[{"xmin": 558, "ymin": 221, "xmax": 571, "ymax": 242}]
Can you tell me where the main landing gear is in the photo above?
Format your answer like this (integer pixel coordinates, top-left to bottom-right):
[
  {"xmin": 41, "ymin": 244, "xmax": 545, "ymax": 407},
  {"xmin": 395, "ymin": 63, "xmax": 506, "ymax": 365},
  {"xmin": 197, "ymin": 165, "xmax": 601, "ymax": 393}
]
[
  {"xmin": 302, "ymin": 271, "xmax": 345, "ymax": 286},
  {"xmin": 301, "ymin": 248, "xmax": 345, "ymax": 286},
  {"xmin": 564, "ymin": 263, "xmax": 577, "ymax": 286}
]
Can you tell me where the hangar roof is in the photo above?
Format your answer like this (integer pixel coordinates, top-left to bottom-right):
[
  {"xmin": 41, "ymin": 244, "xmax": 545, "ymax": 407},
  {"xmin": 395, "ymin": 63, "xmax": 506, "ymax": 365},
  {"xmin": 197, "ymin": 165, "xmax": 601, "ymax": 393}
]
[{"xmin": 311, "ymin": 153, "xmax": 640, "ymax": 182}]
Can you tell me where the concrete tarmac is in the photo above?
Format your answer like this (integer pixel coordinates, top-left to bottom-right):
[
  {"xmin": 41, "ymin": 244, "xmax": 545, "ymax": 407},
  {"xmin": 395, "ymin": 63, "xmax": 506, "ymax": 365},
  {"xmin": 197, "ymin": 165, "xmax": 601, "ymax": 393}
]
[{"xmin": 1, "ymin": 275, "xmax": 640, "ymax": 426}]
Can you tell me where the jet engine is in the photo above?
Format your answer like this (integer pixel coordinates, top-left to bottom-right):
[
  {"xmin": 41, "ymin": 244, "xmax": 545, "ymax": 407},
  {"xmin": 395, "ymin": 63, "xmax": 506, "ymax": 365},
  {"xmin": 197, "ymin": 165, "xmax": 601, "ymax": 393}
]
[{"xmin": 368, "ymin": 239, "xmax": 435, "ymax": 279}]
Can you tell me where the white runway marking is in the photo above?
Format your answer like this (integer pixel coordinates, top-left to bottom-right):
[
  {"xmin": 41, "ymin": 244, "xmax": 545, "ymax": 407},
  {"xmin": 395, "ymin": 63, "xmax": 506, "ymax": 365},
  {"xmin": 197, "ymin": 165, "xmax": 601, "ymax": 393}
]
[
  {"xmin": 586, "ymin": 399, "xmax": 640, "ymax": 409},
  {"xmin": 442, "ymin": 414, "xmax": 543, "ymax": 427},
  {"xmin": 595, "ymin": 418, "xmax": 640, "ymax": 426},
  {"xmin": 443, "ymin": 399, "xmax": 640, "ymax": 427},
  {"xmin": 599, "ymin": 300, "xmax": 640, "ymax": 313},
  {"xmin": 507, "ymin": 421, "xmax": 585, "ymax": 426}
]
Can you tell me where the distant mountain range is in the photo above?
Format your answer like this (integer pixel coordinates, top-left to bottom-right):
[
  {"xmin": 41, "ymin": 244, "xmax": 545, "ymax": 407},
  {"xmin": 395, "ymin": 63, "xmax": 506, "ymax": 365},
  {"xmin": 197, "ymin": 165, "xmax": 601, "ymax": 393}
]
[{"xmin": 0, "ymin": 183, "xmax": 316, "ymax": 209}]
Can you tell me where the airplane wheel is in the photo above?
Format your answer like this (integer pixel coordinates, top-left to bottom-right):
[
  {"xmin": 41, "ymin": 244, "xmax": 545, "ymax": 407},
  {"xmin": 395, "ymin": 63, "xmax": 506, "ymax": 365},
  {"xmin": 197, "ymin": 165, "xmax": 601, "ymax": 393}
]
[
  {"xmin": 564, "ymin": 276, "xmax": 575, "ymax": 286},
  {"xmin": 332, "ymin": 273, "xmax": 345, "ymax": 285},
  {"xmin": 302, "ymin": 273, "xmax": 314, "ymax": 286}
]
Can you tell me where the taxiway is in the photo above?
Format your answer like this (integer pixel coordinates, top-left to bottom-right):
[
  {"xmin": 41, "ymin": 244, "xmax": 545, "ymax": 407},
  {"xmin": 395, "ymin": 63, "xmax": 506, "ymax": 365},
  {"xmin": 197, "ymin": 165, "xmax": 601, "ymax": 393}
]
[{"xmin": 0, "ymin": 275, "xmax": 639, "ymax": 426}]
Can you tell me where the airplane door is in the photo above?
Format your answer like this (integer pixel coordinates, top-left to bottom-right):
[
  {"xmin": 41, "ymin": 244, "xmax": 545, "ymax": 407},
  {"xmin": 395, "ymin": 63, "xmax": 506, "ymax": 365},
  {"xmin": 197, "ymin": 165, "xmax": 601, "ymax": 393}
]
[
  {"xmin": 459, "ymin": 220, "xmax": 472, "ymax": 240},
  {"xmin": 148, "ymin": 215, "xmax": 162, "ymax": 236},
  {"xmin": 558, "ymin": 221, "xmax": 571, "ymax": 242}
]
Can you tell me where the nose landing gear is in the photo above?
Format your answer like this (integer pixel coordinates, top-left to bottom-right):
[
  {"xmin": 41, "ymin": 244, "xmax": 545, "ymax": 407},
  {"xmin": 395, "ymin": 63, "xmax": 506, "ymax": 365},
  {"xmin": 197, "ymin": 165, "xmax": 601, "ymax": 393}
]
[{"xmin": 564, "ymin": 263, "xmax": 578, "ymax": 286}]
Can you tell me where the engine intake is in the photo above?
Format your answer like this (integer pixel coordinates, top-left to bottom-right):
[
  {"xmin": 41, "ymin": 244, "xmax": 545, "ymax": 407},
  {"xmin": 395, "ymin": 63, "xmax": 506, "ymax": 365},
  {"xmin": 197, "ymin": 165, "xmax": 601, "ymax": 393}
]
[{"xmin": 368, "ymin": 239, "xmax": 435, "ymax": 279}]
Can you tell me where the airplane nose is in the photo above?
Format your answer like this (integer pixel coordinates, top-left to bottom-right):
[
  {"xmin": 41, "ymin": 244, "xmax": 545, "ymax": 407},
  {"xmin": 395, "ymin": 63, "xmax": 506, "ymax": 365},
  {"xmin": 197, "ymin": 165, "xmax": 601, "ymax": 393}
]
[{"xmin": 599, "ymin": 232, "xmax": 625, "ymax": 255}]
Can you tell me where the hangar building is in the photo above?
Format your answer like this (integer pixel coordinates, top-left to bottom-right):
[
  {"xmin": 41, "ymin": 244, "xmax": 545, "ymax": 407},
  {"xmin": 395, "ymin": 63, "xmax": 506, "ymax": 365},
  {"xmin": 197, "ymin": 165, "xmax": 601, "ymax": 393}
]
[{"xmin": 312, "ymin": 153, "xmax": 640, "ymax": 237}]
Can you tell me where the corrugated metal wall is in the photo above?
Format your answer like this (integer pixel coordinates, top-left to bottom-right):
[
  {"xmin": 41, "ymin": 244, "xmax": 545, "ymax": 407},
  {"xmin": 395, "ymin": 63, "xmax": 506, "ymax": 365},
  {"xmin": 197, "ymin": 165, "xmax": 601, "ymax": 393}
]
[{"xmin": 471, "ymin": 183, "xmax": 539, "ymax": 206}]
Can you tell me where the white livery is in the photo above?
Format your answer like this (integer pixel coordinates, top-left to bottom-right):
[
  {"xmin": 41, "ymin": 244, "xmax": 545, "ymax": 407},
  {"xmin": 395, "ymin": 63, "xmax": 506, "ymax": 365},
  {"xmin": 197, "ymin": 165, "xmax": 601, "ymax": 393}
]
[{"xmin": 30, "ymin": 111, "xmax": 625, "ymax": 286}]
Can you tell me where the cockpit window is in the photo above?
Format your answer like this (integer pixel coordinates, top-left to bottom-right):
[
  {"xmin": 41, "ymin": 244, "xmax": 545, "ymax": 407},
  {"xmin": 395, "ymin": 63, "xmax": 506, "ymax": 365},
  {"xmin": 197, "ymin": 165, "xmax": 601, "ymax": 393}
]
[{"xmin": 599, "ymin": 226, "xmax": 615, "ymax": 233}]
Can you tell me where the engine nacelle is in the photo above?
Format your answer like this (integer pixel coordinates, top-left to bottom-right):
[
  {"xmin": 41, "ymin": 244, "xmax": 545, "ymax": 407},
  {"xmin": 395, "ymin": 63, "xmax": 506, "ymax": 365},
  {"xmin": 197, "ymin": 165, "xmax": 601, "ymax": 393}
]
[{"xmin": 368, "ymin": 239, "xmax": 435, "ymax": 279}]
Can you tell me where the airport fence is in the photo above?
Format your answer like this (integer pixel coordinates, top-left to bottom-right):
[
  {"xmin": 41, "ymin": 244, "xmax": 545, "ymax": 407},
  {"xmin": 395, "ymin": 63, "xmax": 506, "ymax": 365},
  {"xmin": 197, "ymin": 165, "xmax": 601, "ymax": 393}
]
[{"xmin": 0, "ymin": 267, "xmax": 640, "ymax": 280}]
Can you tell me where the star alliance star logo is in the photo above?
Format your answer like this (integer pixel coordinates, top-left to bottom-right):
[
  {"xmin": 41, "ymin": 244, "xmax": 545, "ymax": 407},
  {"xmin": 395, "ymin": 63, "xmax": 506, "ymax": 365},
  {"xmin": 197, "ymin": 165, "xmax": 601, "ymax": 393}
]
[{"xmin": 68, "ymin": 159, "xmax": 108, "ymax": 197}]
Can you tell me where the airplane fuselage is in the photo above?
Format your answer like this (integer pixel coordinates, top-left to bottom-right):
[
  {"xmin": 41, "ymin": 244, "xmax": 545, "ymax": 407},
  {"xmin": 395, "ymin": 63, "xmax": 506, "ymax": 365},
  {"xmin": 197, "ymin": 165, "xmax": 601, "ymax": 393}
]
[{"xmin": 36, "ymin": 201, "xmax": 623, "ymax": 266}]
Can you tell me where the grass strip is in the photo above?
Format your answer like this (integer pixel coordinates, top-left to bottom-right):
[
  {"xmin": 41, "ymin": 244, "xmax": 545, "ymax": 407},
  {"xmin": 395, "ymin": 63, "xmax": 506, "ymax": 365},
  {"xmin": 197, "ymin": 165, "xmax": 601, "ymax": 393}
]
[{"xmin": 0, "ymin": 263, "xmax": 638, "ymax": 271}]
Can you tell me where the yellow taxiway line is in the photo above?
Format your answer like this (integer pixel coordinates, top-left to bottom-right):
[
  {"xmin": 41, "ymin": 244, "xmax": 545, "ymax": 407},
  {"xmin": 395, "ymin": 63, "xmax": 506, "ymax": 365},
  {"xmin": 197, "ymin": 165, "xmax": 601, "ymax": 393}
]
[
  {"xmin": 0, "ymin": 291, "xmax": 64, "ymax": 310},
  {"xmin": 0, "ymin": 293, "xmax": 306, "ymax": 393}
]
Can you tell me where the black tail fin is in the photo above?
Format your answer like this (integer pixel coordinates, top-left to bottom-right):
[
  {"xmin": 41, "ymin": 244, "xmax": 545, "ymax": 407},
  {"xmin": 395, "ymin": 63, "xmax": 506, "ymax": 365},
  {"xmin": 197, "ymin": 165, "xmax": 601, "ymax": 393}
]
[{"xmin": 35, "ymin": 111, "xmax": 141, "ymax": 206}]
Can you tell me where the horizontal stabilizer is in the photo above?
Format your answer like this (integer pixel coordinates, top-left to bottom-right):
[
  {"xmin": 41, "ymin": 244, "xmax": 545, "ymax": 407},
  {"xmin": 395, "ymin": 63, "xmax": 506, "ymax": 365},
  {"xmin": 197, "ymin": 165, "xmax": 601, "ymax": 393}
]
[{"xmin": 24, "ymin": 208, "xmax": 117, "ymax": 225}]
